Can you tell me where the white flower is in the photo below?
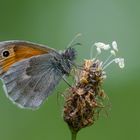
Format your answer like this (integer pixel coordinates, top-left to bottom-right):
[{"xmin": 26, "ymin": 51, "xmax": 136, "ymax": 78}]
[
  {"xmin": 114, "ymin": 58, "xmax": 120, "ymax": 63},
  {"xmin": 93, "ymin": 40, "xmax": 125, "ymax": 70},
  {"xmin": 94, "ymin": 42, "xmax": 105, "ymax": 48},
  {"xmin": 112, "ymin": 41, "xmax": 118, "ymax": 52},
  {"xmin": 94, "ymin": 42, "xmax": 110, "ymax": 50},
  {"xmin": 102, "ymin": 75, "xmax": 107, "ymax": 79},
  {"xmin": 110, "ymin": 50, "xmax": 116, "ymax": 56},
  {"xmin": 118, "ymin": 58, "xmax": 125, "ymax": 68},
  {"xmin": 115, "ymin": 58, "xmax": 125, "ymax": 68},
  {"xmin": 104, "ymin": 44, "xmax": 110, "ymax": 50},
  {"xmin": 96, "ymin": 47, "xmax": 101, "ymax": 54}
]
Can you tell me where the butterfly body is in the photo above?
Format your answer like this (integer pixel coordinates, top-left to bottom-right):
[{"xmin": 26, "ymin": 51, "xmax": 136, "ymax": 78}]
[{"xmin": 0, "ymin": 40, "xmax": 76, "ymax": 109}]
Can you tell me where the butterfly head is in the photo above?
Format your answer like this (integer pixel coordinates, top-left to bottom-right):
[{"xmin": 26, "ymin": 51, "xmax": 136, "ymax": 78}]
[
  {"xmin": 62, "ymin": 47, "xmax": 76, "ymax": 61},
  {"xmin": 55, "ymin": 47, "xmax": 76, "ymax": 75}
]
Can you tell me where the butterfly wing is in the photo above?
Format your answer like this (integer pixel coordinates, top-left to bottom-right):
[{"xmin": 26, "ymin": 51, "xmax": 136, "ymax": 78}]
[
  {"xmin": 0, "ymin": 41, "xmax": 62, "ymax": 109},
  {"xmin": 0, "ymin": 40, "xmax": 55, "ymax": 74},
  {"xmin": 1, "ymin": 53, "xmax": 62, "ymax": 109}
]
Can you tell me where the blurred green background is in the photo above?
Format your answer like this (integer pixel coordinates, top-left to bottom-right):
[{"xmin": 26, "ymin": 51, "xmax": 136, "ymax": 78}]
[{"xmin": 0, "ymin": 0, "xmax": 139, "ymax": 140}]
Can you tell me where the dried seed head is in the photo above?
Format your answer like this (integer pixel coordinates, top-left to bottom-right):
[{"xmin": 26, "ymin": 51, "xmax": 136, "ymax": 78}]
[
  {"xmin": 63, "ymin": 41, "xmax": 124, "ymax": 135},
  {"xmin": 63, "ymin": 59, "xmax": 108, "ymax": 133}
]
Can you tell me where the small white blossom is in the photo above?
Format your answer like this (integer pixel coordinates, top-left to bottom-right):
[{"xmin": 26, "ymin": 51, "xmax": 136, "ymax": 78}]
[
  {"xmin": 110, "ymin": 50, "xmax": 116, "ymax": 56},
  {"xmin": 102, "ymin": 75, "xmax": 107, "ymax": 79},
  {"xmin": 92, "ymin": 40, "xmax": 124, "ymax": 70},
  {"xmin": 94, "ymin": 42, "xmax": 110, "ymax": 50},
  {"xmin": 114, "ymin": 58, "xmax": 120, "ymax": 63},
  {"xmin": 112, "ymin": 41, "xmax": 118, "ymax": 52},
  {"xmin": 115, "ymin": 58, "xmax": 125, "ymax": 68},
  {"xmin": 103, "ymin": 44, "xmax": 110, "ymax": 50},
  {"xmin": 96, "ymin": 47, "xmax": 101, "ymax": 54},
  {"xmin": 102, "ymin": 71, "xmax": 106, "ymax": 75},
  {"xmin": 118, "ymin": 58, "xmax": 125, "ymax": 68},
  {"xmin": 94, "ymin": 42, "xmax": 105, "ymax": 48}
]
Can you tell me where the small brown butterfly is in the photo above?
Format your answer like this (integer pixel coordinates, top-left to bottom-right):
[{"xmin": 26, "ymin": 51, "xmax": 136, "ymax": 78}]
[{"xmin": 0, "ymin": 40, "xmax": 77, "ymax": 109}]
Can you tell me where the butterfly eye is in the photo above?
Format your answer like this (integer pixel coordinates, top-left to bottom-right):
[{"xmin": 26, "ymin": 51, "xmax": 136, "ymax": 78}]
[{"xmin": 1, "ymin": 50, "xmax": 10, "ymax": 58}]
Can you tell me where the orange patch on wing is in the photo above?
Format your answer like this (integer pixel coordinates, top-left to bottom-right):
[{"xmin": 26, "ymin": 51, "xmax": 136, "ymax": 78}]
[{"xmin": 1, "ymin": 45, "xmax": 50, "ymax": 74}]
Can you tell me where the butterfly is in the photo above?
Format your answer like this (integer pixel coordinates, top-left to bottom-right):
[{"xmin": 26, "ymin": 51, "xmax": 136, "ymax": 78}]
[{"xmin": 0, "ymin": 40, "xmax": 77, "ymax": 109}]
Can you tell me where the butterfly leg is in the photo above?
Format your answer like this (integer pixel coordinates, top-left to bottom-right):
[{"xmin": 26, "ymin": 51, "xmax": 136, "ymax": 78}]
[{"xmin": 62, "ymin": 75, "xmax": 72, "ymax": 87}]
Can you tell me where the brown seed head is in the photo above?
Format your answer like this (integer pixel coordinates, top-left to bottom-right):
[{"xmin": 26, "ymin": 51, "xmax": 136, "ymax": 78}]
[{"xmin": 63, "ymin": 59, "xmax": 108, "ymax": 133}]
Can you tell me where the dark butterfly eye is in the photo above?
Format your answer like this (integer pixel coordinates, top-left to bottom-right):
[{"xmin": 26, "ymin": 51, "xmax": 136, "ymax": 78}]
[{"xmin": 2, "ymin": 50, "xmax": 10, "ymax": 58}]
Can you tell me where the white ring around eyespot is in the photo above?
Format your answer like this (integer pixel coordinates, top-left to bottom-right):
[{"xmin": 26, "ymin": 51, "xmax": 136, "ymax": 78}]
[{"xmin": 1, "ymin": 49, "xmax": 10, "ymax": 58}]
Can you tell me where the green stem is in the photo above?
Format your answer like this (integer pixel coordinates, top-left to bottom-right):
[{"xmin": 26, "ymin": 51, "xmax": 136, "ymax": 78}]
[{"xmin": 70, "ymin": 129, "xmax": 78, "ymax": 140}]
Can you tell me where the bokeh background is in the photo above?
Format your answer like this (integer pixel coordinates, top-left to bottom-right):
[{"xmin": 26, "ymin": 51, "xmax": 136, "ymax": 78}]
[{"xmin": 0, "ymin": 0, "xmax": 139, "ymax": 140}]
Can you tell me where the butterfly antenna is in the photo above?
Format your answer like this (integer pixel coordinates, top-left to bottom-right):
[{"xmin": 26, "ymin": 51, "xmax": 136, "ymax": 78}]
[
  {"xmin": 66, "ymin": 33, "xmax": 82, "ymax": 49},
  {"xmin": 69, "ymin": 42, "xmax": 82, "ymax": 48}
]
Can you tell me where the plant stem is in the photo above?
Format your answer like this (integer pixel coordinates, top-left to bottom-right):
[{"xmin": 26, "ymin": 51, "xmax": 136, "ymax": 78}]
[{"xmin": 70, "ymin": 129, "xmax": 78, "ymax": 140}]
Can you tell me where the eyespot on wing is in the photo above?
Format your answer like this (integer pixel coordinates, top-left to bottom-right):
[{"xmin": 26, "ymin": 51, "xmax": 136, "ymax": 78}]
[{"xmin": 0, "ymin": 40, "xmax": 54, "ymax": 75}]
